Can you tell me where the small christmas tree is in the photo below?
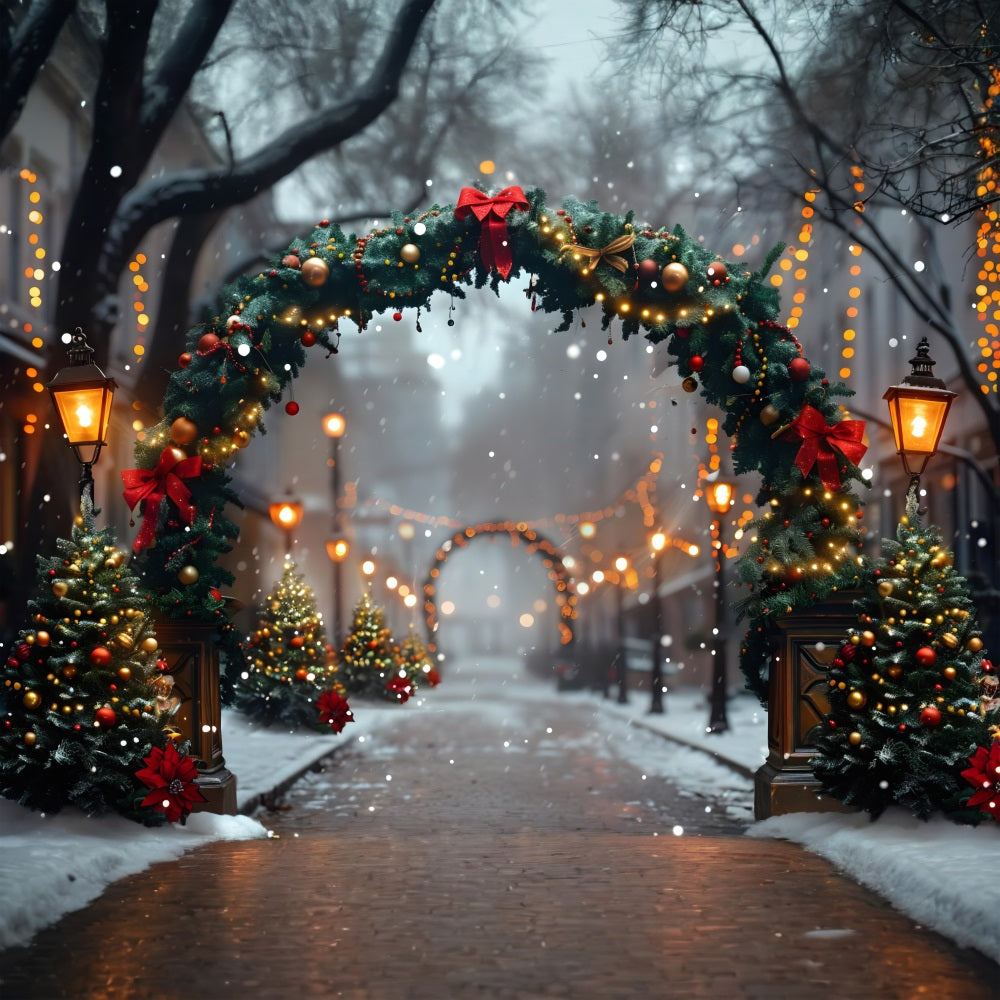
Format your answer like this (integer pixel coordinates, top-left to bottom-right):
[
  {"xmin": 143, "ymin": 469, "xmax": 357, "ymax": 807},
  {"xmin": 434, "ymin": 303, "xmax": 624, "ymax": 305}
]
[
  {"xmin": 233, "ymin": 560, "xmax": 342, "ymax": 729},
  {"xmin": 811, "ymin": 491, "xmax": 995, "ymax": 821},
  {"xmin": 398, "ymin": 625, "xmax": 440, "ymax": 689},
  {"xmin": 0, "ymin": 498, "xmax": 199, "ymax": 824},
  {"xmin": 339, "ymin": 592, "xmax": 402, "ymax": 699}
]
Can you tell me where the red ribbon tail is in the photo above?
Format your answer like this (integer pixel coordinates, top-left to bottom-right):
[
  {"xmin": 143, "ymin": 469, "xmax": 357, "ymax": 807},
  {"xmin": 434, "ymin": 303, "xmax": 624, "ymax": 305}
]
[
  {"xmin": 793, "ymin": 439, "xmax": 818, "ymax": 481},
  {"xmin": 484, "ymin": 214, "xmax": 513, "ymax": 279},
  {"xmin": 815, "ymin": 447, "xmax": 842, "ymax": 491},
  {"xmin": 132, "ymin": 499, "xmax": 162, "ymax": 553}
]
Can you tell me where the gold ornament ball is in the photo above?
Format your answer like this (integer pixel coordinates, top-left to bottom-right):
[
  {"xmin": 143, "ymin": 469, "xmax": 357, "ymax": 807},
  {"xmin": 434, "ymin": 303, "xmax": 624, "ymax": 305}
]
[
  {"xmin": 36, "ymin": 631, "xmax": 50, "ymax": 647},
  {"xmin": 400, "ymin": 243, "xmax": 421, "ymax": 264},
  {"xmin": 22, "ymin": 690, "xmax": 41, "ymax": 710},
  {"xmin": 118, "ymin": 666, "xmax": 132, "ymax": 681},
  {"xmin": 846, "ymin": 690, "xmax": 866, "ymax": 709},
  {"xmin": 848, "ymin": 731, "xmax": 862, "ymax": 746},
  {"xmin": 300, "ymin": 257, "xmax": 329, "ymax": 287},
  {"xmin": 942, "ymin": 632, "xmax": 959, "ymax": 649},
  {"xmin": 177, "ymin": 565, "xmax": 200, "ymax": 586},
  {"xmin": 660, "ymin": 262, "xmax": 689, "ymax": 292},
  {"xmin": 169, "ymin": 417, "xmax": 199, "ymax": 446},
  {"xmin": 52, "ymin": 581, "xmax": 69, "ymax": 598},
  {"xmin": 24, "ymin": 731, "xmax": 36, "ymax": 747},
  {"xmin": 233, "ymin": 429, "xmax": 251, "ymax": 449},
  {"xmin": 117, "ymin": 632, "xmax": 134, "ymax": 648},
  {"xmin": 887, "ymin": 664, "xmax": 903, "ymax": 679},
  {"xmin": 682, "ymin": 376, "xmax": 698, "ymax": 393},
  {"xmin": 140, "ymin": 637, "xmax": 158, "ymax": 654},
  {"xmin": 877, "ymin": 581, "xmax": 893, "ymax": 598},
  {"xmin": 861, "ymin": 630, "xmax": 875, "ymax": 645},
  {"xmin": 968, "ymin": 636, "xmax": 984, "ymax": 652},
  {"xmin": 759, "ymin": 404, "xmax": 780, "ymax": 426},
  {"xmin": 943, "ymin": 666, "xmax": 957, "ymax": 680}
]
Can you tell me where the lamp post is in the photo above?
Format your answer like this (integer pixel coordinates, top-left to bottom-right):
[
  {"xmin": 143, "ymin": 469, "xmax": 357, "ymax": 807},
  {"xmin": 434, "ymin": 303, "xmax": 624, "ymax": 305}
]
[
  {"xmin": 47, "ymin": 328, "xmax": 117, "ymax": 507},
  {"xmin": 322, "ymin": 412, "xmax": 347, "ymax": 642},
  {"xmin": 705, "ymin": 480, "xmax": 734, "ymax": 734},
  {"xmin": 883, "ymin": 337, "xmax": 957, "ymax": 498},
  {"xmin": 649, "ymin": 530, "xmax": 667, "ymax": 714},
  {"xmin": 269, "ymin": 495, "xmax": 304, "ymax": 555},
  {"xmin": 614, "ymin": 555, "xmax": 629, "ymax": 704}
]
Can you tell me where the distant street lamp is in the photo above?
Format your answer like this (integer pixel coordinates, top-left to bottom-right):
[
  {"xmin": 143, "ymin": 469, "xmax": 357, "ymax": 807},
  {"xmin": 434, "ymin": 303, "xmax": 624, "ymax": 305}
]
[
  {"xmin": 705, "ymin": 480, "xmax": 734, "ymax": 734},
  {"xmin": 614, "ymin": 555, "xmax": 629, "ymax": 704},
  {"xmin": 269, "ymin": 495, "xmax": 304, "ymax": 554},
  {"xmin": 649, "ymin": 530, "xmax": 667, "ymax": 714},
  {"xmin": 47, "ymin": 329, "xmax": 117, "ymax": 507},
  {"xmin": 883, "ymin": 337, "xmax": 956, "ymax": 496},
  {"xmin": 323, "ymin": 411, "xmax": 347, "ymax": 642}
]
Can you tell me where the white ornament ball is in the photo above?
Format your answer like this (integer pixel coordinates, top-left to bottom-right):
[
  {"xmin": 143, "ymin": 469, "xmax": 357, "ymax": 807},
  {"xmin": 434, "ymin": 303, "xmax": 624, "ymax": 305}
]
[
  {"xmin": 225, "ymin": 315, "xmax": 242, "ymax": 332},
  {"xmin": 732, "ymin": 365, "xmax": 751, "ymax": 384}
]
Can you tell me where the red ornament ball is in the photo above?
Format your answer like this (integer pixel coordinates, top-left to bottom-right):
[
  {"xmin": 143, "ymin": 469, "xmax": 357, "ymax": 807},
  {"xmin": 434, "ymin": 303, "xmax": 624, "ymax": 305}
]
[
  {"xmin": 294, "ymin": 668, "xmax": 309, "ymax": 680},
  {"xmin": 915, "ymin": 646, "xmax": 937, "ymax": 668},
  {"xmin": 706, "ymin": 261, "xmax": 728, "ymax": 283},
  {"xmin": 289, "ymin": 636, "xmax": 305, "ymax": 649},
  {"xmin": 281, "ymin": 254, "xmax": 301, "ymax": 270},
  {"xmin": 178, "ymin": 352, "xmax": 192, "ymax": 369},
  {"xmin": 788, "ymin": 357, "xmax": 811, "ymax": 381},
  {"xmin": 301, "ymin": 331, "xmax": 316, "ymax": 347},
  {"xmin": 198, "ymin": 332, "xmax": 220, "ymax": 353},
  {"xmin": 392, "ymin": 311, "xmax": 403, "ymax": 322},
  {"xmin": 16, "ymin": 643, "xmax": 31, "ymax": 662},
  {"xmin": 637, "ymin": 258, "xmax": 660, "ymax": 284},
  {"xmin": 285, "ymin": 401, "xmax": 300, "ymax": 416},
  {"xmin": 94, "ymin": 706, "xmax": 117, "ymax": 728},
  {"xmin": 982, "ymin": 658, "xmax": 995, "ymax": 674},
  {"xmin": 89, "ymin": 646, "xmax": 113, "ymax": 668},
  {"xmin": 689, "ymin": 355, "xmax": 705, "ymax": 372},
  {"xmin": 210, "ymin": 588, "xmax": 222, "ymax": 602},
  {"xmin": 919, "ymin": 705, "xmax": 942, "ymax": 728}
]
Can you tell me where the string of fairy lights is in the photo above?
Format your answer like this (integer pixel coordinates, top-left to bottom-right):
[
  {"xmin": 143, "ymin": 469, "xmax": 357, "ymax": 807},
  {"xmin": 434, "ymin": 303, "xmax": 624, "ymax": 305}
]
[{"xmin": 974, "ymin": 66, "xmax": 1000, "ymax": 393}]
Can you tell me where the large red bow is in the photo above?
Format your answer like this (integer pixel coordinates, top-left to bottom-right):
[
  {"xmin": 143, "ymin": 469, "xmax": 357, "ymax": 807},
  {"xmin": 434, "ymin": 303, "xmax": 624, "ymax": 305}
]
[
  {"xmin": 121, "ymin": 447, "xmax": 202, "ymax": 553},
  {"xmin": 454, "ymin": 186, "xmax": 528, "ymax": 279},
  {"xmin": 779, "ymin": 405, "xmax": 867, "ymax": 491}
]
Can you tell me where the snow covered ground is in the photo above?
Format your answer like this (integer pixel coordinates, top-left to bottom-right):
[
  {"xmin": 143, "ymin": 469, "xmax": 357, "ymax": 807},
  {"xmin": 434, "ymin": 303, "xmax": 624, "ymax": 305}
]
[{"xmin": 0, "ymin": 658, "xmax": 997, "ymax": 969}]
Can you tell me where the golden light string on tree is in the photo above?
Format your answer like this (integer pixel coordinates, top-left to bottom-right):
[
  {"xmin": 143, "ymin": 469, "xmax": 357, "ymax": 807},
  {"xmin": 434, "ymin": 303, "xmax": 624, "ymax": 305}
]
[
  {"xmin": 127, "ymin": 253, "xmax": 151, "ymax": 365},
  {"xmin": 974, "ymin": 69, "xmax": 1000, "ymax": 394}
]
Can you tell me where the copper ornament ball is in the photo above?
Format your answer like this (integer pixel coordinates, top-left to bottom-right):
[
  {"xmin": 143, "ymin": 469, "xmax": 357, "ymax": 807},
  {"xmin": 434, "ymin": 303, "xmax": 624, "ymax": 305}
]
[
  {"xmin": 170, "ymin": 416, "xmax": 198, "ymax": 446},
  {"xmin": 848, "ymin": 731, "xmax": 862, "ymax": 746},
  {"xmin": 140, "ymin": 637, "xmax": 158, "ymax": 653},
  {"xmin": 706, "ymin": 261, "xmax": 728, "ymax": 283},
  {"xmin": 759, "ymin": 404, "xmax": 781, "ymax": 426},
  {"xmin": 52, "ymin": 581, "xmax": 68, "ymax": 598},
  {"xmin": 198, "ymin": 332, "xmax": 220, "ymax": 353},
  {"xmin": 660, "ymin": 262, "xmax": 689, "ymax": 292},
  {"xmin": 22, "ymin": 690, "xmax": 41, "ymax": 709},
  {"xmin": 300, "ymin": 257, "xmax": 330, "ymax": 287},
  {"xmin": 24, "ymin": 731, "xmax": 37, "ymax": 747}
]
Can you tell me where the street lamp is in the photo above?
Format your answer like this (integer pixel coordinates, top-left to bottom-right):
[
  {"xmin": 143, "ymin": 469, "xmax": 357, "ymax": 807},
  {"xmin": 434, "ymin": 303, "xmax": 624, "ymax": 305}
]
[
  {"xmin": 883, "ymin": 337, "xmax": 956, "ymax": 496},
  {"xmin": 47, "ymin": 328, "xmax": 117, "ymax": 507},
  {"xmin": 269, "ymin": 495, "xmax": 304, "ymax": 554},
  {"xmin": 323, "ymin": 411, "xmax": 347, "ymax": 642},
  {"xmin": 614, "ymin": 555, "xmax": 629, "ymax": 704},
  {"xmin": 649, "ymin": 530, "xmax": 667, "ymax": 714},
  {"xmin": 705, "ymin": 480, "xmax": 734, "ymax": 734}
]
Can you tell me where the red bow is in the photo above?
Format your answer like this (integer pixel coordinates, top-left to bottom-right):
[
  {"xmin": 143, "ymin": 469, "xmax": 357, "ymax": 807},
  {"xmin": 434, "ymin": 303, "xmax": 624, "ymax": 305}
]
[
  {"xmin": 779, "ymin": 405, "xmax": 867, "ymax": 491},
  {"xmin": 121, "ymin": 447, "xmax": 202, "ymax": 553},
  {"xmin": 454, "ymin": 186, "xmax": 528, "ymax": 279}
]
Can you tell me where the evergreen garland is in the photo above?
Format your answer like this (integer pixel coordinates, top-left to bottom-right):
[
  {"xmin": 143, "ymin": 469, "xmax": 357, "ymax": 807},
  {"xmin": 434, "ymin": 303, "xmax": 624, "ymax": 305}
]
[
  {"xmin": 0, "ymin": 497, "xmax": 176, "ymax": 824},
  {"xmin": 125, "ymin": 186, "xmax": 870, "ymax": 705},
  {"xmin": 810, "ymin": 491, "xmax": 998, "ymax": 821}
]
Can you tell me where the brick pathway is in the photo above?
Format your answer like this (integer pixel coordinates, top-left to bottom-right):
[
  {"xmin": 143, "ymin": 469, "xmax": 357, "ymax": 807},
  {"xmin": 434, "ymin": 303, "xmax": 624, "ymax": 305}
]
[{"xmin": 1, "ymin": 687, "xmax": 997, "ymax": 999}]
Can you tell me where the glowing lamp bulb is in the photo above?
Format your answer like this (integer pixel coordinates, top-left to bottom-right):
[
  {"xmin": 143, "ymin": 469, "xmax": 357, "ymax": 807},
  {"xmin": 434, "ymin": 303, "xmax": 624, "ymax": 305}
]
[{"xmin": 75, "ymin": 403, "xmax": 94, "ymax": 428}]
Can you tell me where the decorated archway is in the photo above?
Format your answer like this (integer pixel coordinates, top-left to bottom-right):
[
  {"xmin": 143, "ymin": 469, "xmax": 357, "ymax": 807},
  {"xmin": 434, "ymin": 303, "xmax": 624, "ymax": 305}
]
[
  {"xmin": 420, "ymin": 521, "xmax": 577, "ymax": 657},
  {"xmin": 122, "ymin": 184, "xmax": 870, "ymax": 704}
]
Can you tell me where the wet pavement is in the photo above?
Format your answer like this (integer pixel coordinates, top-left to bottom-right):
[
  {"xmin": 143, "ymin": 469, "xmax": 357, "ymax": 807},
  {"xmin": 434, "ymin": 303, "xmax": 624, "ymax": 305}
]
[{"xmin": 1, "ymin": 674, "xmax": 997, "ymax": 999}]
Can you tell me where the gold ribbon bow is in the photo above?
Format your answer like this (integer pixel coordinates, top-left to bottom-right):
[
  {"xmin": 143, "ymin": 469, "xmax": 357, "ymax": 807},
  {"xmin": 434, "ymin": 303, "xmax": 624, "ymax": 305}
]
[{"xmin": 560, "ymin": 231, "xmax": 635, "ymax": 274}]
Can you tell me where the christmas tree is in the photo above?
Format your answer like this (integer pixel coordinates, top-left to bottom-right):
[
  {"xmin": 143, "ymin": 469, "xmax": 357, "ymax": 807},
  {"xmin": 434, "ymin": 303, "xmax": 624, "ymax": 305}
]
[
  {"xmin": 339, "ymin": 592, "xmax": 403, "ymax": 700},
  {"xmin": 811, "ymin": 491, "xmax": 997, "ymax": 821},
  {"xmin": 398, "ymin": 625, "xmax": 440, "ymax": 690},
  {"xmin": 0, "ymin": 497, "xmax": 201, "ymax": 824},
  {"xmin": 233, "ymin": 560, "xmax": 343, "ymax": 729}
]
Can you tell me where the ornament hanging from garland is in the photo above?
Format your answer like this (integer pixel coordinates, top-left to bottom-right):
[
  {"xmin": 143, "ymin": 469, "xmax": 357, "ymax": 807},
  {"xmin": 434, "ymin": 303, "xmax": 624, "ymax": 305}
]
[{"xmin": 126, "ymin": 185, "xmax": 870, "ymax": 707}]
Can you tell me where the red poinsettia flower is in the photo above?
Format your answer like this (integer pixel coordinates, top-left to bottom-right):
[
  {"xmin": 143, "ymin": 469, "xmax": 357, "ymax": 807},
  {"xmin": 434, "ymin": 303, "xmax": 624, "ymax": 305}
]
[
  {"xmin": 317, "ymin": 689, "xmax": 354, "ymax": 733},
  {"xmin": 136, "ymin": 742, "xmax": 206, "ymax": 823},
  {"xmin": 423, "ymin": 667, "xmax": 441, "ymax": 688},
  {"xmin": 386, "ymin": 674, "xmax": 414, "ymax": 703},
  {"xmin": 960, "ymin": 739, "xmax": 1000, "ymax": 821}
]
